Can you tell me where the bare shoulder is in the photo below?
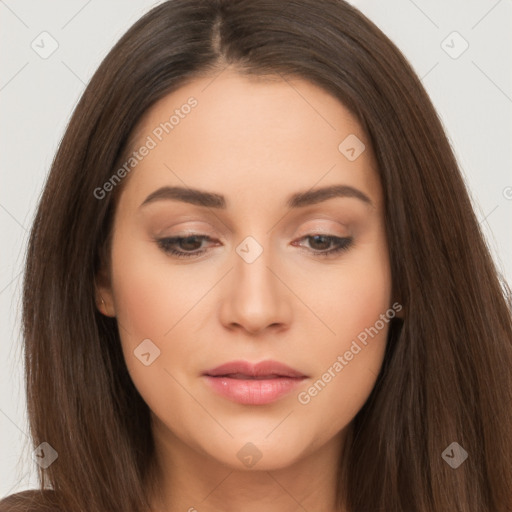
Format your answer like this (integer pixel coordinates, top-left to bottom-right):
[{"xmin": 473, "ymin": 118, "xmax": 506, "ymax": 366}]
[{"xmin": 0, "ymin": 490, "xmax": 60, "ymax": 512}]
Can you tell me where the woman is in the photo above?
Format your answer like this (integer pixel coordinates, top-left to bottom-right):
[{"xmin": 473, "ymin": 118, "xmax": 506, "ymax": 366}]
[{"xmin": 1, "ymin": 0, "xmax": 511, "ymax": 511}]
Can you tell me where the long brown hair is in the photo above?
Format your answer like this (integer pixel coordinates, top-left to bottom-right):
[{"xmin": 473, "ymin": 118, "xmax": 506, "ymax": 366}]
[{"xmin": 2, "ymin": 0, "xmax": 511, "ymax": 510}]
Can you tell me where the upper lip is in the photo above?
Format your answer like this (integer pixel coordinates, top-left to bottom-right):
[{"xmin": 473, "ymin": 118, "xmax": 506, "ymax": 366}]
[{"xmin": 203, "ymin": 360, "xmax": 307, "ymax": 378}]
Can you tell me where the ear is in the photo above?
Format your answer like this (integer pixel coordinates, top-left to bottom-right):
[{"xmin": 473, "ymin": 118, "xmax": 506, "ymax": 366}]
[{"xmin": 95, "ymin": 265, "xmax": 116, "ymax": 318}]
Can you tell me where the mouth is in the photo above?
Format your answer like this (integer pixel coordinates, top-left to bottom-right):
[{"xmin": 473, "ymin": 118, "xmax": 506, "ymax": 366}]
[
  {"xmin": 209, "ymin": 373, "xmax": 298, "ymax": 380},
  {"xmin": 203, "ymin": 359, "xmax": 307, "ymax": 379},
  {"xmin": 202, "ymin": 360, "xmax": 308, "ymax": 405}
]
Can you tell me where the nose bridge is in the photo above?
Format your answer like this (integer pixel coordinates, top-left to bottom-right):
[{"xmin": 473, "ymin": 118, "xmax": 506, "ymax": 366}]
[
  {"xmin": 219, "ymin": 232, "xmax": 292, "ymax": 333},
  {"xmin": 234, "ymin": 233, "xmax": 279, "ymax": 306}
]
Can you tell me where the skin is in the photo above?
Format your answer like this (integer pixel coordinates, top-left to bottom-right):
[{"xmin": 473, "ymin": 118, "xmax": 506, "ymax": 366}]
[{"xmin": 96, "ymin": 68, "xmax": 402, "ymax": 512}]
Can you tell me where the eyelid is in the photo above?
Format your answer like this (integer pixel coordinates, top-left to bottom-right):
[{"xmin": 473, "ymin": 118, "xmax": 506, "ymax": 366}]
[
  {"xmin": 294, "ymin": 221, "xmax": 350, "ymax": 237},
  {"xmin": 155, "ymin": 223, "xmax": 218, "ymax": 238},
  {"xmin": 153, "ymin": 215, "xmax": 352, "ymax": 247}
]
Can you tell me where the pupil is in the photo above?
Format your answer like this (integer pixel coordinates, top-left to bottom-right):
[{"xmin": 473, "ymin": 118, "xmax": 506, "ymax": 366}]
[
  {"xmin": 310, "ymin": 235, "xmax": 329, "ymax": 250},
  {"xmin": 181, "ymin": 236, "xmax": 201, "ymax": 251}
]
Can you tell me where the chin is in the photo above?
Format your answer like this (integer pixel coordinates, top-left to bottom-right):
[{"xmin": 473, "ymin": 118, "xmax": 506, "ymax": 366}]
[{"xmin": 198, "ymin": 433, "xmax": 309, "ymax": 471}]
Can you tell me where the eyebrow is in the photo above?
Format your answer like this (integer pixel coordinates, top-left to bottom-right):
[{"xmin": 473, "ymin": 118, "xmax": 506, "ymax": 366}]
[{"xmin": 139, "ymin": 184, "xmax": 374, "ymax": 209}]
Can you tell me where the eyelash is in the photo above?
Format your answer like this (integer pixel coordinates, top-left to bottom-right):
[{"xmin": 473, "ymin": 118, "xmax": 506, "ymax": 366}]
[{"xmin": 155, "ymin": 234, "xmax": 354, "ymax": 259}]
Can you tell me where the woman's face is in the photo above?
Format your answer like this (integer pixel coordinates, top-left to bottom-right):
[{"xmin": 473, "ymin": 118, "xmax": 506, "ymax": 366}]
[{"xmin": 97, "ymin": 70, "xmax": 396, "ymax": 472}]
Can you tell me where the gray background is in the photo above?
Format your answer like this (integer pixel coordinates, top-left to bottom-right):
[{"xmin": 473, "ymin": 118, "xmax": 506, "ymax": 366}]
[{"xmin": 1, "ymin": 0, "xmax": 511, "ymax": 497}]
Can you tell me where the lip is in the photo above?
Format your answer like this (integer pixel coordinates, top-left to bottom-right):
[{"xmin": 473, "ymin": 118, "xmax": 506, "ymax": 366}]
[{"xmin": 202, "ymin": 360, "xmax": 308, "ymax": 405}]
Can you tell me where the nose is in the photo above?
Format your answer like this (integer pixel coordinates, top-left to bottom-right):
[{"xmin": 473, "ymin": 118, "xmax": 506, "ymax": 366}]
[{"xmin": 218, "ymin": 240, "xmax": 293, "ymax": 335}]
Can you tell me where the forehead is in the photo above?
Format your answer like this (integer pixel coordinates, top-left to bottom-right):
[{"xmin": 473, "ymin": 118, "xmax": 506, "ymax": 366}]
[{"xmin": 118, "ymin": 70, "xmax": 382, "ymax": 211}]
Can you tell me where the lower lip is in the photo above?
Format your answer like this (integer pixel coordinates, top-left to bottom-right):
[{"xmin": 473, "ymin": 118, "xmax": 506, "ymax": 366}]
[{"xmin": 203, "ymin": 376, "xmax": 306, "ymax": 405}]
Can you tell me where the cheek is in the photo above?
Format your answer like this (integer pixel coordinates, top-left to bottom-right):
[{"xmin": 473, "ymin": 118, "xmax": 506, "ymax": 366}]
[
  {"xmin": 296, "ymin": 312, "xmax": 390, "ymax": 446},
  {"xmin": 338, "ymin": 259, "xmax": 391, "ymax": 336},
  {"xmin": 316, "ymin": 237, "xmax": 392, "ymax": 344},
  {"xmin": 112, "ymin": 263, "xmax": 165, "ymax": 338},
  {"xmin": 296, "ymin": 238, "xmax": 391, "ymax": 430},
  {"xmin": 108, "ymin": 231, "xmax": 204, "ymax": 399},
  {"xmin": 109, "ymin": 230, "xmax": 189, "ymax": 339}
]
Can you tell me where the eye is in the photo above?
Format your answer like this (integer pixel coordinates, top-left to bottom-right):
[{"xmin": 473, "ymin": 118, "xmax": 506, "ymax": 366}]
[
  {"xmin": 155, "ymin": 235, "xmax": 216, "ymax": 259},
  {"xmin": 155, "ymin": 233, "xmax": 354, "ymax": 259},
  {"xmin": 292, "ymin": 234, "xmax": 354, "ymax": 257}
]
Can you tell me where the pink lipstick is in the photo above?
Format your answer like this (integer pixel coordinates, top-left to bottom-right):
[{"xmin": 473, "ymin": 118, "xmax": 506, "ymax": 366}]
[{"xmin": 202, "ymin": 360, "xmax": 308, "ymax": 405}]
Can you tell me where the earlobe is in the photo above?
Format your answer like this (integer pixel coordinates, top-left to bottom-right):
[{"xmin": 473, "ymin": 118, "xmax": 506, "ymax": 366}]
[
  {"xmin": 95, "ymin": 270, "xmax": 116, "ymax": 317},
  {"xmin": 95, "ymin": 290, "xmax": 116, "ymax": 317},
  {"xmin": 96, "ymin": 293, "xmax": 106, "ymax": 314}
]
